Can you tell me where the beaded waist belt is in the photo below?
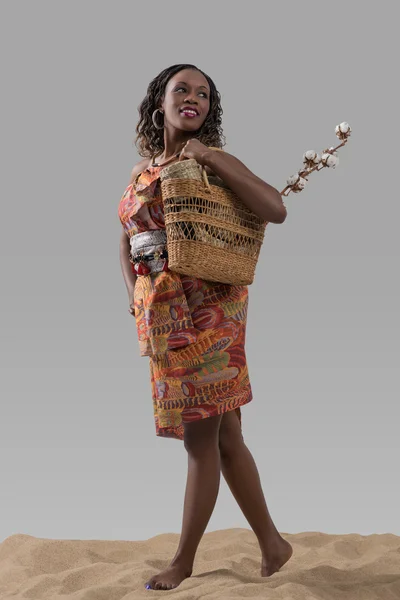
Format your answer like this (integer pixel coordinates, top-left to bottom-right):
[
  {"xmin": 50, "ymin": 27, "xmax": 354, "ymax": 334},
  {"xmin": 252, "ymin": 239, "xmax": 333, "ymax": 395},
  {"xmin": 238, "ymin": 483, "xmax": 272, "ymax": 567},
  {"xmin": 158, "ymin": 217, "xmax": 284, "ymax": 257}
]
[{"xmin": 129, "ymin": 230, "xmax": 169, "ymax": 276}]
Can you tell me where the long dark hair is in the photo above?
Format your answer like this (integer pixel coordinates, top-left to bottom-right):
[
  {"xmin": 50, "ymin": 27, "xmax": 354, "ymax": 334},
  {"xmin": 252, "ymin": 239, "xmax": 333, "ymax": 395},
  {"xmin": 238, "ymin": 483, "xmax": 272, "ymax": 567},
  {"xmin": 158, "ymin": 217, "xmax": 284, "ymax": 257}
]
[{"xmin": 133, "ymin": 64, "xmax": 226, "ymax": 158}]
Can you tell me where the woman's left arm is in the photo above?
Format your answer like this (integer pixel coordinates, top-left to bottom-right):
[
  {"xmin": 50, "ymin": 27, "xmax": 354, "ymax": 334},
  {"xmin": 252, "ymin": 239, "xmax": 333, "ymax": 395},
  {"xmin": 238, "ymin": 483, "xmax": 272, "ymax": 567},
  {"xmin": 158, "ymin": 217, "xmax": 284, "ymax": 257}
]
[{"xmin": 200, "ymin": 149, "xmax": 287, "ymax": 224}]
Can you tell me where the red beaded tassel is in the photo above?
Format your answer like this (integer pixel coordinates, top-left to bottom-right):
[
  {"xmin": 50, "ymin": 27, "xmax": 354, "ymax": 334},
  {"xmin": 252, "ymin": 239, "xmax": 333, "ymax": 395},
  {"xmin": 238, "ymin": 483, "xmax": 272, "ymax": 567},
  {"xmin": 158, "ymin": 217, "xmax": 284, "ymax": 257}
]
[{"xmin": 133, "ymin": 261, "xmax": 151, "ymax": 276}]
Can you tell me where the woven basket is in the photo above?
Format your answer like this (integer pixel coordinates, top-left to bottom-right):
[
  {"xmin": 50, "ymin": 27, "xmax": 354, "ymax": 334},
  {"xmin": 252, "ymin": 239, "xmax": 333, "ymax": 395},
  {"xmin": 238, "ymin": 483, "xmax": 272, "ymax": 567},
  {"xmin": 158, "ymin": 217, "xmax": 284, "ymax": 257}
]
[{"xmin": 159, "ymin": 156, "xmax": 268, "ymax": 285}]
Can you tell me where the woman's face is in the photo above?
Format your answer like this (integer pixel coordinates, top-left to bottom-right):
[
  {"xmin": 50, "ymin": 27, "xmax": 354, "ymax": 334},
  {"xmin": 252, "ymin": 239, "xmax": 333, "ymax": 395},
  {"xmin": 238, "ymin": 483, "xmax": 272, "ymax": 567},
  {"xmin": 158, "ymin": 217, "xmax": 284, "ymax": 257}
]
[{"xmin": 160, "ymin": 69, "xmax": 211, "ymax": 132}]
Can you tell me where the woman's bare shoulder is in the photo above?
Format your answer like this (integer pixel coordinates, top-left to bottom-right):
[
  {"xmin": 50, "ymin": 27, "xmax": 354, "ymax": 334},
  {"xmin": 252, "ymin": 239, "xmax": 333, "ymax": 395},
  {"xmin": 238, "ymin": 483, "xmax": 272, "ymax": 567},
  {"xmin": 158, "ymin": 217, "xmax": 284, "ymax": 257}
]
[{"xmin": 128, "ymin": 157, "xmax": 152, "ymax": 186}]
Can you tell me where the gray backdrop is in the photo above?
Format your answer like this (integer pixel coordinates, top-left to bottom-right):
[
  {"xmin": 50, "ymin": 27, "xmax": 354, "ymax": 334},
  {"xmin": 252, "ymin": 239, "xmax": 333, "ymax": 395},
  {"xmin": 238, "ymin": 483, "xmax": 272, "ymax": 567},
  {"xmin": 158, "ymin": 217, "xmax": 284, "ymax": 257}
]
[{"xmin": 1, "ymin": 0, "xmax": 398, "ymax": 543}]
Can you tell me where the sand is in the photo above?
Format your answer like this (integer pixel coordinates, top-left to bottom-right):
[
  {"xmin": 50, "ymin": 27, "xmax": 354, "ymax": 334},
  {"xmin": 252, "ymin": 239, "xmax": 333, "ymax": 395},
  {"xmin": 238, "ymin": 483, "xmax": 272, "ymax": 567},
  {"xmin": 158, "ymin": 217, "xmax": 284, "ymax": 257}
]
[{"xmin": 1, "ymin": 528, "xmax": 399, "ymax": 599}]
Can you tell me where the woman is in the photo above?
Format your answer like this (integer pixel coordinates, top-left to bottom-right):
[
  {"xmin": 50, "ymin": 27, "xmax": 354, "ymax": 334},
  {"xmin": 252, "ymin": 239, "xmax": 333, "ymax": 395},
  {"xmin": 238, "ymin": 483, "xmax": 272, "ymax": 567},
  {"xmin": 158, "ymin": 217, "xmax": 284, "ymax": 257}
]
[{"xmin": 118, "ymin": 64, "xmax": 293, "ymax": 591}]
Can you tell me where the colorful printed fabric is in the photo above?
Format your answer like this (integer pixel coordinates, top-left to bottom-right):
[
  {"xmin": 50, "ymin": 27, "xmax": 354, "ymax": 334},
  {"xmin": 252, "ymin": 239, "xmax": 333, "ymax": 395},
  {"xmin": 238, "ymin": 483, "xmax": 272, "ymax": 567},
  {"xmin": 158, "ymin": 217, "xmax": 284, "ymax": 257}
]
[
  {"xmin": 118, "ymin": 165, "xmax": 253, "ymax": 440},
  {"xmin": 119, "ymin": 168, "xmax": 199, "ymax": 356}
]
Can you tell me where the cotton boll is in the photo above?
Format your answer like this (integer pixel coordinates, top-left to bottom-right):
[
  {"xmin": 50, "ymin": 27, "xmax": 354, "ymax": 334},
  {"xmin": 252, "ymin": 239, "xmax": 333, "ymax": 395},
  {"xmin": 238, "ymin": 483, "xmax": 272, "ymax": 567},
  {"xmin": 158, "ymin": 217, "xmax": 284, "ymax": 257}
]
[
  {"xmin": 292, "ymin": 177, "xmax": 307, "ymax": 192},
  {"xmin": 321, "ymin": 152, "xmax": 339, "ymax": 168},
  {"xmin": 287, "ymin": 173, "xmax": 300, "ymax": 186},
  {"xmin": 335, "ymin": 122, "xmax": 352, "ymax": 140},
  {"xmin": 303, "ymin": 150, "xmax": 321, "ymax": 169}
]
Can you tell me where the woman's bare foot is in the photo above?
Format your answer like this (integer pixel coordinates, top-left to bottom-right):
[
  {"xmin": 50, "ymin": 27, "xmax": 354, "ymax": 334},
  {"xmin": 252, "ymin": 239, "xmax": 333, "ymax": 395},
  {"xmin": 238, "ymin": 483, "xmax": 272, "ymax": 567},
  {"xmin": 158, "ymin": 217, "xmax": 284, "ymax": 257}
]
[
  {"xmin": 145, "ymin": 562, "xmax": 193, "ymax": 591},
  {"xmin": 261, "ymin": 537, "xmax": 293, "ymax": 577}
]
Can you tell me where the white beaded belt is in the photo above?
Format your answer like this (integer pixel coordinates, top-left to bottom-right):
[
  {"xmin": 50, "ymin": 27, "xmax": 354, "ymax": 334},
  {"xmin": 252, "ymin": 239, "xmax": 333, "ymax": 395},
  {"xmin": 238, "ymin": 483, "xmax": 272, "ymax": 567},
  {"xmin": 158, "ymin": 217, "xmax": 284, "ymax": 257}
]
[{"xmin": 129, "ymin": 230, "xmax": 169, "ymax": 276}]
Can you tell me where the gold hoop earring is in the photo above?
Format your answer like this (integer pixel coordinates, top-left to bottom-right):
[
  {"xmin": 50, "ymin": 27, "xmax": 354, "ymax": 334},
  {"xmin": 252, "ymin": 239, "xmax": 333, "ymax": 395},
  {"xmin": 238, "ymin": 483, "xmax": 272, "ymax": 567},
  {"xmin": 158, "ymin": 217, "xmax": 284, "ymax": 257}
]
[{"xmin": 152, "ymin": 109, "xmax": 164, "ymax": 130}]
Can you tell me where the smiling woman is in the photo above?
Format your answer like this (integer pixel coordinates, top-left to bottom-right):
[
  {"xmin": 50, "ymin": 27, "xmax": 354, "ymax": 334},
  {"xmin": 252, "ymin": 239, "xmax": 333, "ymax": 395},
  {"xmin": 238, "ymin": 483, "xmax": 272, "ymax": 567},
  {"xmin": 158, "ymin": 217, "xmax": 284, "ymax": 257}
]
[
  {"xmin": 119, "ymin": 63, "xmax": 292, "ymax": 591},
  {"xmin": 134, "ymin": 64, "xmax": 224, "ymax": 165}
]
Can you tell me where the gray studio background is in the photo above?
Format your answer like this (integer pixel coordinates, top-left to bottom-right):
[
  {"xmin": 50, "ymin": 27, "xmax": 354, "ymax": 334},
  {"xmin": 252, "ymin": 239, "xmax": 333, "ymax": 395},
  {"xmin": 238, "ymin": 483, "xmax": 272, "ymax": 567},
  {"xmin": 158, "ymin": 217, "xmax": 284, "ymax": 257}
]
[{"xmin": 1, "ymin": 0, "xmax": 398, "ymax": 544}]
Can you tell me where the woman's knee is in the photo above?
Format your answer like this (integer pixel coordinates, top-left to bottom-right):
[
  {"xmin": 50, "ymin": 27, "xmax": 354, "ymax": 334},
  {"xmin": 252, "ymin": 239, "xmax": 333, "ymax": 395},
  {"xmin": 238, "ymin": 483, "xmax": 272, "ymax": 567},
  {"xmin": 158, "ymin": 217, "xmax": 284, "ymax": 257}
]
[
  {"xmin": 183, "ymin": 413, "xmax": 223, "ymax": 454},
  {"xmin": 218, "ymin": 410, "xmax": 244, "ymax": 460}
]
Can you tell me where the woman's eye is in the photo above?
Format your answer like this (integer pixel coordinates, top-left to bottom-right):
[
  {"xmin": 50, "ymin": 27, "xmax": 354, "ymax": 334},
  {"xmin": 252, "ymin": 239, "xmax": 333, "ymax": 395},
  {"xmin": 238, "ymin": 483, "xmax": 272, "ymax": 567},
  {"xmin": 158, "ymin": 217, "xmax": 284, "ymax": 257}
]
[{"xmin": 176, "ymin": 87, "xmax": 208, "ymax": 98}]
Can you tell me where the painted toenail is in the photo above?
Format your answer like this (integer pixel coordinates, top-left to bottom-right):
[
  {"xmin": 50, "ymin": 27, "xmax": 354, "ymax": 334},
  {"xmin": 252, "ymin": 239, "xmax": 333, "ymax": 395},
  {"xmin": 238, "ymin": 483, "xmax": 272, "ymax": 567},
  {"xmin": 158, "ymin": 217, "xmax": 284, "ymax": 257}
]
[{"xmin": 145, "ymin": 584, "xmax": 151, "ymax": 589}]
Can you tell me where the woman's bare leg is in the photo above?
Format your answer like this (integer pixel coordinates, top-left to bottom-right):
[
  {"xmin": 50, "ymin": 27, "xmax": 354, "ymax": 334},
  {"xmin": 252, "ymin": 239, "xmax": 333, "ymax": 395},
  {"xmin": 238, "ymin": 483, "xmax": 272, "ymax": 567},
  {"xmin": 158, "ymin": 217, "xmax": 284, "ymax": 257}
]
[
  {"xmin": 218, "ymin": 410, "xmax": 293, "ymax": 576},
  {"xmin": 145, "ymin": 413, "xmax": 223, "ymax": 591}
]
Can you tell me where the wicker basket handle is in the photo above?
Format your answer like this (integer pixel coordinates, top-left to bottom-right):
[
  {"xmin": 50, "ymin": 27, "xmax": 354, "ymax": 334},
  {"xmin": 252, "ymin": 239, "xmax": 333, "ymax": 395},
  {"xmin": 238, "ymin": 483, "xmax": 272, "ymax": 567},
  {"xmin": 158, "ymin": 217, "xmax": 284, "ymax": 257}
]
[{"xmin": 200, "ymin": 146, "xmax": 224, "ymax": 190}]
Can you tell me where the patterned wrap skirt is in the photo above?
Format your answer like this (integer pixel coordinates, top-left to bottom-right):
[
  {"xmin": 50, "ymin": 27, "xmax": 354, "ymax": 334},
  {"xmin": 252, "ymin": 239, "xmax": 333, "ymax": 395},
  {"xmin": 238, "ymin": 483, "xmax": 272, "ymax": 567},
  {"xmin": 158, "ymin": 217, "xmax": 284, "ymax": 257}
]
[{"xmin": 148, "ymin": 275, "xmax": 253, "ymax": 440}]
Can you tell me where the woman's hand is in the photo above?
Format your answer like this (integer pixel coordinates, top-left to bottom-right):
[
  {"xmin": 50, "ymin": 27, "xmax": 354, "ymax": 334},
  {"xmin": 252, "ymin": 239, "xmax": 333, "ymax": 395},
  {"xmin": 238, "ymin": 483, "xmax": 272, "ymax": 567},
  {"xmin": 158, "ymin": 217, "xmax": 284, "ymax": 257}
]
[
  {"xmin": 178, "ymin": 138, "xmax": 210, "ymax": 165},
  {"xmin": 128, "ymin": 287, "xmax": 135, "ymax": 317}
]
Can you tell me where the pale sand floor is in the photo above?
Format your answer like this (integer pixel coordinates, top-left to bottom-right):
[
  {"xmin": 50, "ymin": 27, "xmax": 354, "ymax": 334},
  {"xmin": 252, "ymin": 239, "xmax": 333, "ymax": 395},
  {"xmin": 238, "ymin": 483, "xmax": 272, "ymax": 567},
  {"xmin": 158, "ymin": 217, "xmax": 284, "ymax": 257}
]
[{"xmin": 1, "ymin": 529, "xmax": 399, "ymax": 599}]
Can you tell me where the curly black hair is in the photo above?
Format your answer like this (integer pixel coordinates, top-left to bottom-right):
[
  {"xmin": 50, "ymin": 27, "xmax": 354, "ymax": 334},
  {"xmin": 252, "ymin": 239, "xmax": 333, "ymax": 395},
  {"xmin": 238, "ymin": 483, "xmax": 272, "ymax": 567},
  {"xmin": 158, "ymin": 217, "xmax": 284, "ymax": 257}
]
[{"xmin": 133, "ymin": 64, "xmax": 226, "ymax": 158}]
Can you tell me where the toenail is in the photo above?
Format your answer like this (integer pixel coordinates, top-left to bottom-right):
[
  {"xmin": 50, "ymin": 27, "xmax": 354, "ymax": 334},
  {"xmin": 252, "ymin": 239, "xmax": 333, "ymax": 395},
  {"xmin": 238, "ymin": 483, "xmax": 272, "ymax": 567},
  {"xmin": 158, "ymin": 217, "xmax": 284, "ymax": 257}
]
[{"xmin": 145, "ymin": 584, "xmax": 151, "ymax": 589}]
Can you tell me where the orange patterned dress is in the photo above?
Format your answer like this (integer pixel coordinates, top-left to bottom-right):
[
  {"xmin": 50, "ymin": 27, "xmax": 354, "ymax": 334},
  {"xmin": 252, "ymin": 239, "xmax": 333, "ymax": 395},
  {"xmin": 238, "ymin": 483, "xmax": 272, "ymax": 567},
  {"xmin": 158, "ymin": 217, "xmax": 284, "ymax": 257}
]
[{"xmin": 118, "ymin": 164, "xmax": 253, "ymax": 440}]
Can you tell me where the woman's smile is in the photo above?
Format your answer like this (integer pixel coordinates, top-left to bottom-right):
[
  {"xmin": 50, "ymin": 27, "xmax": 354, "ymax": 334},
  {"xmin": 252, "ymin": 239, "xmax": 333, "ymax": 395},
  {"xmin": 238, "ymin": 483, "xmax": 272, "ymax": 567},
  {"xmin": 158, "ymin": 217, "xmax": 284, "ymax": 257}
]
[{"xmin": 180, "ymin": 109, "xmax": 199, "ymax": 118}]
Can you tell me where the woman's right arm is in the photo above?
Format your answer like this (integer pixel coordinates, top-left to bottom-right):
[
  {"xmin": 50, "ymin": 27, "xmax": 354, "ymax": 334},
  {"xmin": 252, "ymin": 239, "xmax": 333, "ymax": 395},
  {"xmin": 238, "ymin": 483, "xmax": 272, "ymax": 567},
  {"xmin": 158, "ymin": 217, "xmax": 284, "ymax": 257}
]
[
  {"xmin": 120, "ymin": 227, "xmax": 136, "ymax": 296},
  {"xmin": 119, "ymin": 158, "xmax": 149, "ymax": 301}
]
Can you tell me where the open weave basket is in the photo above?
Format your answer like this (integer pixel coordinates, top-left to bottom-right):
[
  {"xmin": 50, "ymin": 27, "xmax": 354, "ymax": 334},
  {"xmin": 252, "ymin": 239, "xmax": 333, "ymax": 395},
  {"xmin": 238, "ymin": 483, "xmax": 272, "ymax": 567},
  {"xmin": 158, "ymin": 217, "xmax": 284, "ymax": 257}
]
[{"xmin": 159, "ymin": 155, "xmax": 268, "ymax": 285}]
